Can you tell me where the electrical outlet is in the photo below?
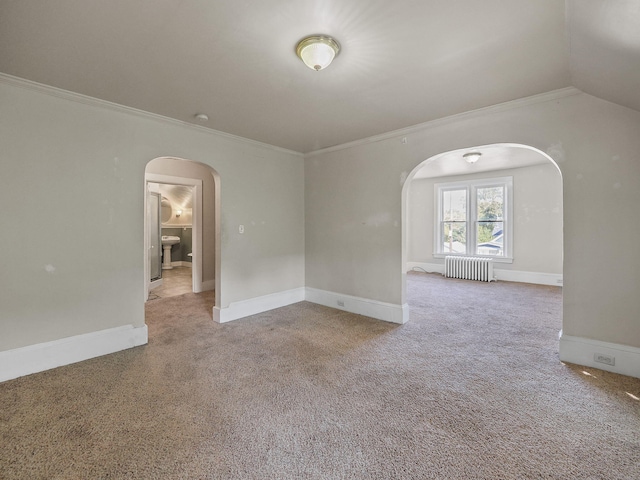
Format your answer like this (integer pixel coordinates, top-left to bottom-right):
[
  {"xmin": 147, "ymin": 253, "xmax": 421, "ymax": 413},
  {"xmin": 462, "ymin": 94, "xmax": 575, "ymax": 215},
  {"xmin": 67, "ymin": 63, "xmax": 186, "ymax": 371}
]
[
  {"xmin": 594, "ymin": 353, "xmax": 615, "ymax": 366},
  {"xmin": 238, "ymin": 225, "xmax": 244, "ymax": 234},
  {"xmin": 337, "ymin": 300, "xmax": 344, "ymax": 307}
]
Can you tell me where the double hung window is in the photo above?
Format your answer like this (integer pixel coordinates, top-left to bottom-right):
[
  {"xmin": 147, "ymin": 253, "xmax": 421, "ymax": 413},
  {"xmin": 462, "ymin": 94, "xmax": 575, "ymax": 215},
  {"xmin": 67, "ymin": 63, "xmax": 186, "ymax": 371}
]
[{"xmin": 435, "ymin": 177, "xmax": 512, "ymax": 261}]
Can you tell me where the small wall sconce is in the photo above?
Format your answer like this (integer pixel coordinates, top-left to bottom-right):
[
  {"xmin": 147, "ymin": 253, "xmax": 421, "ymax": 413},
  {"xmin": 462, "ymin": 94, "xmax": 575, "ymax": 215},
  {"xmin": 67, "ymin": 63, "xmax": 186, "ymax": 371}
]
[{"xmin": 176, "ymin": 210, "xmax": 182, "ymax": 218}]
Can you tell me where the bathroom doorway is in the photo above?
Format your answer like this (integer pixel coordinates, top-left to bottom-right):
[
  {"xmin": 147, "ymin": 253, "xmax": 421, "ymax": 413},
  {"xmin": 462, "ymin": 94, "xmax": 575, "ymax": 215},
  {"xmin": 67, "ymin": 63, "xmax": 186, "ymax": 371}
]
[
  {"xmin": 145, "ymin": 175, "xmax": 201, "ymax": 300},
  {"xmin": 149, "ymin": 183, "xmax": 195, "ymax": 299},
  {"xmin": 144, "ymin": 157, "xmax": 220, "ymax": 308}
]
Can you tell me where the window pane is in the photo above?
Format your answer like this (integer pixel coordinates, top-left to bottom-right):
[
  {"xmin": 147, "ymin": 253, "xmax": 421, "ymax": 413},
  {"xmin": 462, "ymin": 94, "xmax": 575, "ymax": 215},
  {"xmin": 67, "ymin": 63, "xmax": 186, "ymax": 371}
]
[
  {"xmin": 477, "ymin": 186, "xmax": 504, "ymax": 221},
  {"xmin": 442, "ymin": 221, "xmax": 466, "ymax": 254},
  {"xmin": 443, "ymin": 189, "xmax": 466, "ymax": 221},
  {"xmin": 477, "ymin": 221, "xmax": 504, "ymax": 256}
]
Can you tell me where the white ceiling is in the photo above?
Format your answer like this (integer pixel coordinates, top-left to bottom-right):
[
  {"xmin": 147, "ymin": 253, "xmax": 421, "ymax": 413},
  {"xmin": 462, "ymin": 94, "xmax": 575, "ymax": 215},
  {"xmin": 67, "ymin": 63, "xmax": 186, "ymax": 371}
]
[
  {"xmin": 568, "ymin": 0, "xmax": 640, "ymax": 113},
  {"xmin": 412, "ymin": 144, "xmax": 551, "ymax": 180},
  {"xmin": 0, "ymin": 1, "xmax": 638, "ymax": 153},
  {"xmin": 159, "ymin": 184, "xmax": 193, "ymax": 210}
]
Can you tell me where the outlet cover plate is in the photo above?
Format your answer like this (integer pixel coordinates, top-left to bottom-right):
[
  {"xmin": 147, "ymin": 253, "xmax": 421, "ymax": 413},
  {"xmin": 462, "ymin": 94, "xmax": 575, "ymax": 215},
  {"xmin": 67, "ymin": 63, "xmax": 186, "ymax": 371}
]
[{"xmin": 594, "ymin": 353, "xmax": 615, "ymax": 366}]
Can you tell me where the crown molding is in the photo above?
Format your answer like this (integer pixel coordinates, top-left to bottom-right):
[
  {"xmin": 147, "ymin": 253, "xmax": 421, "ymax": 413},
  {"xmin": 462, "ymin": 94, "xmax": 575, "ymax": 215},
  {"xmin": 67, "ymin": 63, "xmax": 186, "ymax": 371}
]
[
  {"xmin": 0, "ymin": 73, "xmax": 581, "ymax": 160},
  {"xmin": 0, "ymin": 73, "xmax": 303, "ymax": 158},
  {"xmin": 305, "ymin": 87, "xmax": 583, "ymax": 158}
]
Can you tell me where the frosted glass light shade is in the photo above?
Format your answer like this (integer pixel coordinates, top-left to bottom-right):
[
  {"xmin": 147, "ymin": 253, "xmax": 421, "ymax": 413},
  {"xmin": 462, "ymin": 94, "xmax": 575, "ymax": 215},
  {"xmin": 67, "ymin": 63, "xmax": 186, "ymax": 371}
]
[
  {"xmin": 296, "ymin": 35, "xmax": 340, "ymax": 71},
  {"xmin": 463, "ymin": 152, "xmax": 482, "ymax": 164}
]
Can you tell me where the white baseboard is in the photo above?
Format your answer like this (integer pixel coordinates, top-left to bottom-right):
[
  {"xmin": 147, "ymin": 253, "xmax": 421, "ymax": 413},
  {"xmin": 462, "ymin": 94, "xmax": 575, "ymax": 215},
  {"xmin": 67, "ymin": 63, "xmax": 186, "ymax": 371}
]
[
  {"xmin": 201, "ymin": 279, "xmax": 216, "ymax": 291},
  {"xmin": 559, "ymin": 331, "xmax": 640, "ymax": 379},
  {"xmin": 406, "ymin": 262, "xmax": 562, "ymax": 286},
  {"xmin": 170, "ymin": 261, "xmax": 192, "ymax": 268},
  {"xmin": 0, "ymin": 324, "xmax": 148, "ymax": 383},
  {"xmin": 214, "ymin": 287, "xmax": 306, "ymax": 323},
  {"xmin": 494, "ymin": 269, "xmax": 562, "ymax": 286},
  {"xmin": 305, "ymin": 287, "xmax": 409, "ymax": 325},
  {"xmin": 212, "ymin": 286, "xmax": 408, "ymax": 325}
]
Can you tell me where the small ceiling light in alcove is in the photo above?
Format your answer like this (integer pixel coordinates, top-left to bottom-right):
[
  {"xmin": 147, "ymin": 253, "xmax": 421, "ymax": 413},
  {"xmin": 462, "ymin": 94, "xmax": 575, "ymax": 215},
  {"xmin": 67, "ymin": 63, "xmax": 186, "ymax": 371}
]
[
  {"xmin": 296, "ymin": 35, "xmax": 340, "ymax": 71},
  {"xmin": 195, "ymin": 113, "xmax": 209, "ymax": 122},
  {"xmin": 463, "ymin": 152, "xmax": 482, "ymax": 164}
]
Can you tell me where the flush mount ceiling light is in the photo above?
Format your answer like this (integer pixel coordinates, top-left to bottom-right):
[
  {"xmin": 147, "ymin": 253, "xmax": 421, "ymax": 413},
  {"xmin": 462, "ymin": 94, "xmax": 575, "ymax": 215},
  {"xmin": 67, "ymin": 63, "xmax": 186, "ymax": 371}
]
[
  {"xmin": 296, "ymin": 35, "xmax": 340, "ymax": 71},
  {"xmin": 463, "ymin": 152, "xmax": 482, "ymax": 164}
]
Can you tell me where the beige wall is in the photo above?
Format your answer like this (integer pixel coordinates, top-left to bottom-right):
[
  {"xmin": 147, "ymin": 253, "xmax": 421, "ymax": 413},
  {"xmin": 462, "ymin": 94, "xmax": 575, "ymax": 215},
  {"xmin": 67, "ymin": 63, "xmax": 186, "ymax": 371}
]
[
  {"xmin": 407, "ymin": 163, "xmax": 563, "ymax": 274},
  {"xmin": 306, "ymin": 92, "xmax": 640, "ymax": 349},
  {"xmin": 0, "ymin": 80, "xmax": 305, "ymax": 351},
  {"xmin": 2, "ymin": 76, "xmax": 639, "ymax": 361}
]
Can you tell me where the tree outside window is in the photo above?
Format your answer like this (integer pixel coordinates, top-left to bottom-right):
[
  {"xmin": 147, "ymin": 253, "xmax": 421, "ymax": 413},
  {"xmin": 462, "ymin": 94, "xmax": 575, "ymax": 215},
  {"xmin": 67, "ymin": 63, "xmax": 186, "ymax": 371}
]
[
  {"xmin": 442, "ymin": 188, "xmax": 467, "ymax": 254},
  {"xmin": 435, "ymin": 177, "xmax": 512, "ymax": 258},
  {"xmin": 476, "ymin": 186, "xmax": 504, "ymax": 256}
]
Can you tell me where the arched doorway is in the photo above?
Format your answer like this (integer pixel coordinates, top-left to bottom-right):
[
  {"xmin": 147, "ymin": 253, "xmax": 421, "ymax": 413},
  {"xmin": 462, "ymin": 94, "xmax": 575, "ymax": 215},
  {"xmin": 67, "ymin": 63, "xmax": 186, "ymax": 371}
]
[
  {"xmin": 401, "ymin": 143, "xmax": 563, "ymax": 320},
  {"xmin": 144, "ymin": 157, "xmax": 221, "ymax": 311}
]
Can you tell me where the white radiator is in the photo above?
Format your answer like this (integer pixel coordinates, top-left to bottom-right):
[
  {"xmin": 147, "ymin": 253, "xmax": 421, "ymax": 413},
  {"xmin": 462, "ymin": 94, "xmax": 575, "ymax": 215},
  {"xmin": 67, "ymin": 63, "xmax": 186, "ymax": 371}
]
[{"xmin": 444, "ymin": 256, "xmax": 495, "ymax": 282}]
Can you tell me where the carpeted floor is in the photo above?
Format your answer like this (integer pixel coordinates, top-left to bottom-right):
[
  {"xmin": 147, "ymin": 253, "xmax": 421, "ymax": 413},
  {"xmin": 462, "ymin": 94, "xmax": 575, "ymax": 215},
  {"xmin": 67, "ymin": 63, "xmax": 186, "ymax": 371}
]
[{"xmin": 1, "ymin": 272, "xmax": 639, "ymax": 479}]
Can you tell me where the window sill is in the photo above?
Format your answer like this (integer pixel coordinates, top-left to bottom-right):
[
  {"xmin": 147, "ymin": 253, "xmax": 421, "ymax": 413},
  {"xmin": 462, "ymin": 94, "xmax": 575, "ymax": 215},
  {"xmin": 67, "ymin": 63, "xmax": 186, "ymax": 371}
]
[{"xmin": 433, "ymin": 253, "xmax": 513, "ymax": 264}]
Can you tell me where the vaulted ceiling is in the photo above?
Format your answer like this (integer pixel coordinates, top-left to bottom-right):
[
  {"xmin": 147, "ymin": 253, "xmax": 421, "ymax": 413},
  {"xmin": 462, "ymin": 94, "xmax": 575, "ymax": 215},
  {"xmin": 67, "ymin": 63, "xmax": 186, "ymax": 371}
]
[{"xmin": 0, "ymin": 0, "xmax": 638, "ymax": 153}]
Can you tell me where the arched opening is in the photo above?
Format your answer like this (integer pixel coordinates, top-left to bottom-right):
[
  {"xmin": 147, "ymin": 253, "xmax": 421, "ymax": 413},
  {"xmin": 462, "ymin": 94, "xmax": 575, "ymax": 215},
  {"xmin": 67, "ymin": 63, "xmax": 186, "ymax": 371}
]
[
  {"xmin": 401, "ymin": 143, "xmax": 563, "ymax": 327},
  {"xmin": 144, "ymin": 157, "xmax": 221, "ymax": 313}
]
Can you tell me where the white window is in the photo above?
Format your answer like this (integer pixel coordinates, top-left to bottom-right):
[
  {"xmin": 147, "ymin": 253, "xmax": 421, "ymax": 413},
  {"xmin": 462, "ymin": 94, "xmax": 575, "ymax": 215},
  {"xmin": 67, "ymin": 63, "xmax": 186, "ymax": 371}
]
[{"xmin": 435, "ymin": 176, "xmax": 513, "ymax": 262}]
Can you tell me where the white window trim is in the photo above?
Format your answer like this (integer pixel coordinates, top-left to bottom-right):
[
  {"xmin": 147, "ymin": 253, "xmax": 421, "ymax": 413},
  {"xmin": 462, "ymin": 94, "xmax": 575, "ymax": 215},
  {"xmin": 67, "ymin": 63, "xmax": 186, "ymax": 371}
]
[{"xmin": 433, "ymin": 176, "xmax": 513, "ymax": 263}]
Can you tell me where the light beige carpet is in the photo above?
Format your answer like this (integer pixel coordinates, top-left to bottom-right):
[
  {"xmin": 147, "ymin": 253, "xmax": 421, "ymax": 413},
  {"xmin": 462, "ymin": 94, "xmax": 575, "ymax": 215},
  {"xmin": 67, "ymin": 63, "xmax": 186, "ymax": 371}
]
[{"xmin": 1, "ymin": 273, "xmax": 639, "ymax": 479}]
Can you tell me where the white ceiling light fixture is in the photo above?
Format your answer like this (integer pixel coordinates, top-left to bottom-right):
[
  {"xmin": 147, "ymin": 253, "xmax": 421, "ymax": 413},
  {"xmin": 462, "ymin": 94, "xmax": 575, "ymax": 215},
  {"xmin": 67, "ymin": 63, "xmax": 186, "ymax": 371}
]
[
  {"xmin": 194, "ymin": 113, "xmax": 209, "ymax": 122},
  {"xmin": 296, "ymin": 35, "xmax": 340, "ymax": 71},
  {"xmin": 463, "ymin": 152, "xmax": 482, "ymax": 164}
]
